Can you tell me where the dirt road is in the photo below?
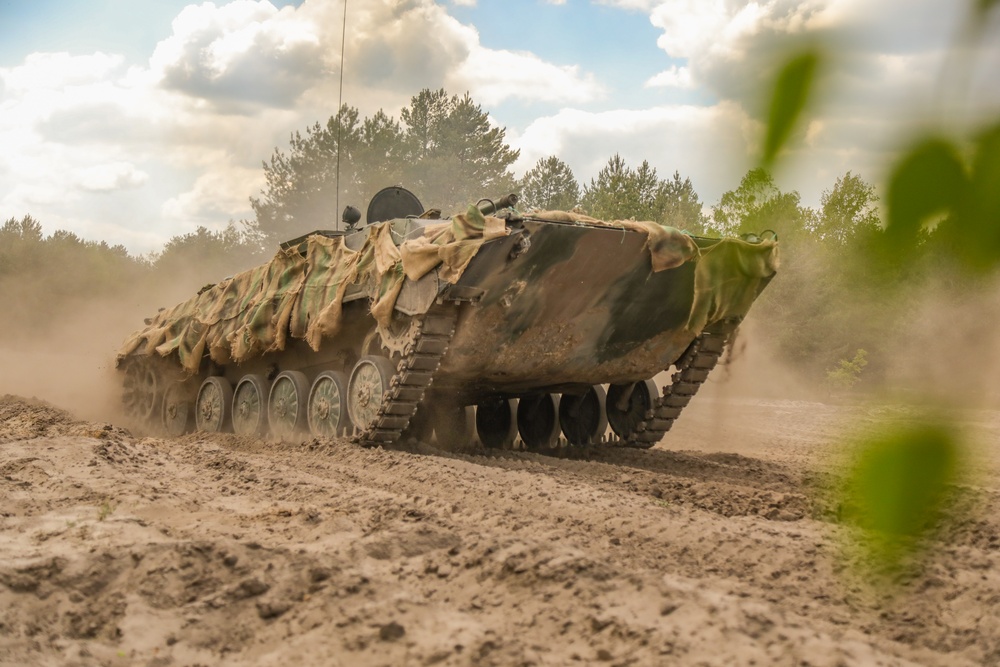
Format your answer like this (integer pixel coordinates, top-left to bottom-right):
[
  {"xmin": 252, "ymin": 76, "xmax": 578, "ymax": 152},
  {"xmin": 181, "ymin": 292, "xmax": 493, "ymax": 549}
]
[{"xmin": 2, "ymin": 392, "xmax": 999, "ymax": 666}]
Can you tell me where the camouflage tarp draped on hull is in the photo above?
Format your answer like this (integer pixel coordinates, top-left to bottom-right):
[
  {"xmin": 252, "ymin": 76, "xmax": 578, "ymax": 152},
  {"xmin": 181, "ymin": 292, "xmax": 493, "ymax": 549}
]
[{"xmin": 118, "ymin": 206, "xmax": 776, "ymax": 375}]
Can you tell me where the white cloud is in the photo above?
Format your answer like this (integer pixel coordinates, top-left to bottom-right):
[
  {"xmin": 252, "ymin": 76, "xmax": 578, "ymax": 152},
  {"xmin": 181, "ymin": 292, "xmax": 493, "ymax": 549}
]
[
  {"xmin": 596, "ymin": 0, "xmax": 661, "ymax": 10},
  {"xmin": 3, "ymin": 0, "xmax": 998, "ymax": 254},
  {"xmin": 149, "ymin": 0, "xmax": 325, "ymax": 111},
  {"xmin": 329, "ymin": 0, "xmax": 603, "ymax": 110},
  {"xmin": 645, "ymin": 65, "xmax": 694, "ymax": 89},
  {"xmin": 74, "ymin": 162, "xmax": 149, "ymax": 192},
  {"xmin": 0, "ymin": 0, "xmax": 608, "ymax": 252},
  {"xmin": 450, "ymin": 47, "xmax": 605, "ymax": 105},
  {"xmin": 2, "ymin": 52, "xmax": 125, "ymax": 92},
  {"xmin": 161, "ymin": 166, "xmax": 261, "ymax": 223},
  {"xmin": 513, "ymin": 102, "xmax": 757, "ymax": 203}
]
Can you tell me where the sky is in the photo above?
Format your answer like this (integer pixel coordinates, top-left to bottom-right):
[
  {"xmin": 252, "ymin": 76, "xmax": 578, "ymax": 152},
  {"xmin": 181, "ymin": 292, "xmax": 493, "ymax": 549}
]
[{"xmin": 1, "ymin": 0, "xmax": 998, "ymax": 253}]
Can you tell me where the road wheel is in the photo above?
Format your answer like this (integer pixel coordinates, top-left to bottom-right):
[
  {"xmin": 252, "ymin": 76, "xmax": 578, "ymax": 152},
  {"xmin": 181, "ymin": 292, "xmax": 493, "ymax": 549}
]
[
  {"xmin": 559, "ymin": 385, "xmax": 608, "ymax": 446},
  {"xmin": 607, "ymin": 380, "xmax": 658, "ymax": 438},
  {"xmin": 476, "ymin": 396, "xmax": 517, "ymax": 450},
  {"xmin": 267, "ymin": 370, "xmax": 310, "ymax": 439},
  {"xmin": 517, "ymin": 393, "xmax": 560, "ymax": 452},
  {"xmin": 195, "ymin": 376, "xmax": 233, "ymax": 433},
  {"xmin": 308, "ymin": 371, "xmax": 351, "ymax": 437},
  {"xmin": 347, "ymin": 355, "xmax": 397, "ymax": 432},
  {"xmin": 161, "ymin": 381, "xmax": 194, "ymax": 437},
  {"xmin": 122, "ymin": 360, "xmax": 160, "ymax": 424},
  {"xmin": 233, "ymin": 374, "xmax": 269, "ymax": 436}
]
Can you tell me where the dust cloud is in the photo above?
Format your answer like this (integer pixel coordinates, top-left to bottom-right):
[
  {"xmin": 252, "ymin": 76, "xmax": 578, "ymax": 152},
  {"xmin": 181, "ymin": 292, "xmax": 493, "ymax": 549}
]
[
  {"xmin": 0, "ymin": 252, "xmax": 258, "ymax": 423},
  {"xmin": 884, "ymin": 279, "xmax": 1000, "ymax": 408}
]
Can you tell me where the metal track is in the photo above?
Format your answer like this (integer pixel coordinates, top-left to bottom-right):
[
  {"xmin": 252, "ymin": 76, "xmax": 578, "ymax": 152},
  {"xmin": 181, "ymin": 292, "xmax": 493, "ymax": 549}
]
[
  {"xmin": 610, "ymin": 320, "xmax": 739, "ymax": 449},
  {"xmin": 355, "ymin": 303, "xmax": 459, "ymax": 446}
]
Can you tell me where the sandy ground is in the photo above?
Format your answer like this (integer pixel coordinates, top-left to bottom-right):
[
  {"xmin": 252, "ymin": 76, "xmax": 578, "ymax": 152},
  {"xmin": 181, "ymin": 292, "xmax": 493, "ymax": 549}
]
[{"xmin": 2, "ymin": 388, "xmax": 1000, "ymax": 667}]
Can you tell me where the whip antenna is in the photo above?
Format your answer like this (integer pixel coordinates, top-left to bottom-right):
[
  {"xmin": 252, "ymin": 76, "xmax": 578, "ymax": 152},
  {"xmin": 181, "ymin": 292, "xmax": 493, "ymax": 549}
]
[{"xmin": 335, "ymin": 0, "xmax": 348, "ymax": 230}]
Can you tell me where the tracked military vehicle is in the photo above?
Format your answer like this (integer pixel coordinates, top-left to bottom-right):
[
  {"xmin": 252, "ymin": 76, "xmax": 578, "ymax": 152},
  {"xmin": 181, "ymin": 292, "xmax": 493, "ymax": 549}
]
[{"xmin": 117, "ymin": 187, "xmax": 778, "ymax": 451}]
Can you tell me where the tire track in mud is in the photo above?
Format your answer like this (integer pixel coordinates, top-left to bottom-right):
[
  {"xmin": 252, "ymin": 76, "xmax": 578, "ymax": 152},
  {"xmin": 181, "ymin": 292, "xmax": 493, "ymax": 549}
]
[
  {"xmin": 219, "ymin": 430, "xmax": 1000, "ymax": 664},
  {"xmin": 3, "ymin": 395, "xmax": 1000, "ymax": 666}
]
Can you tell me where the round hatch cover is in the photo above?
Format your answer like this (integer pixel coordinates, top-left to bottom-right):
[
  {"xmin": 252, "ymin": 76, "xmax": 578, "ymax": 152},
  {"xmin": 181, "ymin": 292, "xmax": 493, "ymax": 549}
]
[{"xmin": 366, "ymin": 186, "xmax": 424, "ymax": 224}]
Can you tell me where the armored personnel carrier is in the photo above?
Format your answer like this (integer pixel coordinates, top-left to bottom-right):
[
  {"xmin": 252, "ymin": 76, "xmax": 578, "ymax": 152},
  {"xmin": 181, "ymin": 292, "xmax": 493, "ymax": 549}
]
[{"xmin": 117, "ymin": 187, "xmax": 778, "ymax": 451}]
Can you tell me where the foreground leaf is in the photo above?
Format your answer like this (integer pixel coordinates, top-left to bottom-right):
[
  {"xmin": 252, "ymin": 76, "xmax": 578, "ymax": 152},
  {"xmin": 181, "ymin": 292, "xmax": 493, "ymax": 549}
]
[
  {"xmin": 843, "ymin": 422, "xmax": 960, "ymax": 574},
  {"xmin": 956, "ymin": 122, "xmax": 1000, "ymax": 269},
  {"xmin": 762, "ymin": 50, "xmax": 821, "ymax": 167},
  {"xmin": 977, "ymin": 0, "xmax": 1000, "ymax": 15},
  {"xmin": 884, "ymin": 139, "xmax": 967, "ymax": 249}
]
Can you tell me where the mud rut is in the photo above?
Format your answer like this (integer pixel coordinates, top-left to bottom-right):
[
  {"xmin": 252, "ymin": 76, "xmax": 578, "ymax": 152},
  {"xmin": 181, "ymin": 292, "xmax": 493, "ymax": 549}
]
[{"xmin": 2, "ymin": 394, "xmax": 1000, "ymax": 666}]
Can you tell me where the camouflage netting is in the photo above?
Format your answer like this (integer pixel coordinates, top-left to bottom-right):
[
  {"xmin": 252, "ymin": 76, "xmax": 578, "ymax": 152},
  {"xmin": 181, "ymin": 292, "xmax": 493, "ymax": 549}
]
[{"xmin": 118, "ymin": 206, "xmax": 777, "ymax": 375}]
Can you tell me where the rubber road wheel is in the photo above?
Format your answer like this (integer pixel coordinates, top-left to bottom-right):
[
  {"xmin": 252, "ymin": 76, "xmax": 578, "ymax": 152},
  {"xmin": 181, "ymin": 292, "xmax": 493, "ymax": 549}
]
[
  {"xmin": 559, "ymin": 385, "xmax": 608, "ymax": 446},
  {"xmin": 606, "ymin": 380, "xmax": 657, "ymax": 438},
  {"xmin": 517, "ymin": 393, "xmax": 560, "ymax": 451},
  {"xmin": 476, "ymin": 397, "xmax": 517, "ymax": 449}
]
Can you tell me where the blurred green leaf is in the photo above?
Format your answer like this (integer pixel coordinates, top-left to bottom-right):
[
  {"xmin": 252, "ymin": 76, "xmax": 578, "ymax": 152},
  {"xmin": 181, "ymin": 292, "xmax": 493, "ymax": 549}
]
[
  {"xmin": 977, "ymin": 0, "xmax": 1000, "ymax": 15},
  {"xmin": 891, "ymin": 126, "xmax": 1000, "ymax": 273},
  {"xmin": 958, "ymin": 122, "xmax": 1000, "ymax": 268},
  {"xmin": 885, "ymin": 139, "xmax": 967, "ymax": 249},
  {"xmin": 843, "ymin": 423, "xmax": 960, "ymax": 573},
  {"xmin": 762, "ymin": 49, "xmax": 821, "ymax": 167}
]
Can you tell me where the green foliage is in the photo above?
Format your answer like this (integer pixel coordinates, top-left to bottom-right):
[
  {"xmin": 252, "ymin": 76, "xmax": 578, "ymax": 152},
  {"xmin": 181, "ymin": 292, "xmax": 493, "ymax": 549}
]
[
  {"xmin": 825, "ymin": 349, "xmax": 868, "ymax": 391},
  {"xmin": 0, "ymin": 213, "xmax": 271, "ymax": 346},
  {"xmin": 520, "ymin": 156, "xmax": 581, "ymax": 211},
  {"xmin": 581, "ymin": 155, "xmax": 705, "ymax": 231},
  {"xmin": 152, "ymin": 221, "xmax": 265, "ymax": 286},
  {"xmin": 878, "ymin": 124, "xmax": 1000, "ymax": 273},
  {"xmin": 945, "ymin": 122, "xmax": 1000, "ymax": 270},
  {"xmin": 977, "ymin": 0, "xmax": 1000, "ymax": 14},
  {"xmin": 755, "ymin": 10, "xmax": 1000, "ymax": 588},
  {"xmin": 762, "ymin": 49, "xmax": 821, "ymax": 168},
  {"xmin": 841, "ymin": 423, "xmax": 960, "ymax": 574},
  {"xmin": 0, "ymin": 215, "xmax": 149, "ymax": 343},
  {"xmin": 710, "ymin": 167, "xmax": 809, "ymax": 239},
  {"xmin": 580, "ymin": 154, "xmax": 634, "ymax": 220},
  {"xmin": 660, "ymin": 170, "xmax": 707, "ymax": 234},
  {"xmin": 884, "ymin": 139, "xmax": 966, "ymax": 251},
  {"xmin": 814, "ymin": 172, "xmax": 881, "ymax": 245},
  {"xmin": 251, "ymin": 89, "xmax": 520, "ymax": 246}
]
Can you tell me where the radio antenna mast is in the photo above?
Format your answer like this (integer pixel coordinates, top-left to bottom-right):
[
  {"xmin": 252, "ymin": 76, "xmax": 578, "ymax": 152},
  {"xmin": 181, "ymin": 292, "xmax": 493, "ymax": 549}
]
[{"xmin": 335, "ymin": 0, "xmax": 348, "ymax": 231}]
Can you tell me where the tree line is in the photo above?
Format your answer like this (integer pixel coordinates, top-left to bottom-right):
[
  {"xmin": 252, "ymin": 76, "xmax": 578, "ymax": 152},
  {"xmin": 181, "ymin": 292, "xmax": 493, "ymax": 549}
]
[{"xmin": 0, "ymin": 87, "xmax": 963, "ymax": 389}]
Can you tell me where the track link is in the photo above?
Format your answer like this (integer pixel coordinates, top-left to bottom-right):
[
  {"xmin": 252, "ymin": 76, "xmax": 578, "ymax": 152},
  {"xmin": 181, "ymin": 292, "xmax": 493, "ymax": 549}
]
[
  {"xmin": 355, "ymin": 303, "xmax": 459, "ymax": 446},
  {"xmin": 611, "ymin": 320, "xmax": 739, "ymax": 449}
]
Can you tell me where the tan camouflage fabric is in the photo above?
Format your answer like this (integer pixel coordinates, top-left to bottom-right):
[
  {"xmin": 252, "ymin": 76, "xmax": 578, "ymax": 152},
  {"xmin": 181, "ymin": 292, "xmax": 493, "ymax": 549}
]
[
  {"xmin": 118, "ymin": 205, "xmax": 774, "ymax": 375},
  {"xmin": 687, "ymin": 237, "xmax": 779, "ymax": 333},
  {"xmin": 118, "ymin": 207, "xmax": 512, "ymax": 374}
]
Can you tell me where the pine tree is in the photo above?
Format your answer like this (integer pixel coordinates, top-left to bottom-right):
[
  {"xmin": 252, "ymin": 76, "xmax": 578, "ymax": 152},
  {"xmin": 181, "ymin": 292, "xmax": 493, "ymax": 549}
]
[
  {"xmin": 250, "ymin": 90, "xmax": 520, "ymax": 245},
  {"xmin": 660, "ymin": 171, "xmax": 707, "ymax": 233},
  {"xmin": 580, "ymin": 154, "xmax": 637, "ymax": 220},
  {"xmin": 519, "ymin": 156, "xmax": 580, "ymax": 211}
]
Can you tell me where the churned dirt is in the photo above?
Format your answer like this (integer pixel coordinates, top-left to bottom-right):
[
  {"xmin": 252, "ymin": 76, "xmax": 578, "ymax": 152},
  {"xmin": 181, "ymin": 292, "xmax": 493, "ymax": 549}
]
[{"xmin": 2, "ymin": 388, "xmax": 1000, "ymax": 666}]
